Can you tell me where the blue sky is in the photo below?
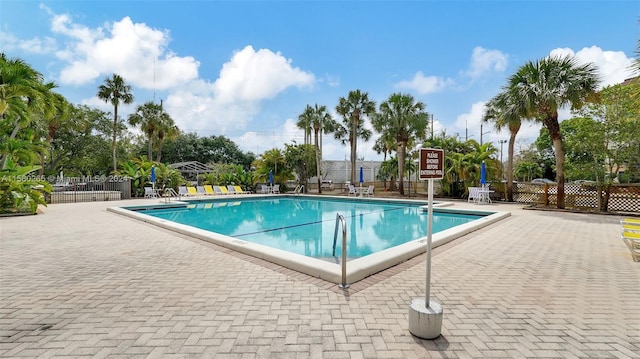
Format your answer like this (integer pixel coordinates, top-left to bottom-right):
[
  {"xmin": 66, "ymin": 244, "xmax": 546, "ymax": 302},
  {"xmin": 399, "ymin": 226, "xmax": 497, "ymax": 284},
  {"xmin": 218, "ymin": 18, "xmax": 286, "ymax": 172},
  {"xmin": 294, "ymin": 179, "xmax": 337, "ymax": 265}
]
[{"xmin": 2, "ymin": 0, "xmax": 638, "ymax": 160}]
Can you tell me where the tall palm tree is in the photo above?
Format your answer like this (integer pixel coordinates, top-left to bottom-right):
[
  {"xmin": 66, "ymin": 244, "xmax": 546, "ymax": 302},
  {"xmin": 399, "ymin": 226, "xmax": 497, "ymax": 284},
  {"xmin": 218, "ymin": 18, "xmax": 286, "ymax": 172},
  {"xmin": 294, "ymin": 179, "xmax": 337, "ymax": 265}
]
[
  {"xmin": 372, "ymin": 93, "xmax": 428, "ymax": 195},
  {"xmin": 505, "ymin": 55, "xmax": 598, "ymax": 208},
  {"xmin": 296, "ymin": 104, "xmax": 336, "ymax": 193},
  {"xmin": 334, "ymin": 90, "xmax": 376, "ymax": 184},
  {"xmin": 483, "ymin": 91, "xmax": 522, "ymax": 201},
  {"xmin": 128, "ymin": 101, "xmax": 163, "ymax": 160},
  {"xmin": 296, "ymin": 106, "xmax": 313, "ymax": 146},
  {"xmin": 97, "ymin": 74, "xmax": 134, "ymax": 172}
]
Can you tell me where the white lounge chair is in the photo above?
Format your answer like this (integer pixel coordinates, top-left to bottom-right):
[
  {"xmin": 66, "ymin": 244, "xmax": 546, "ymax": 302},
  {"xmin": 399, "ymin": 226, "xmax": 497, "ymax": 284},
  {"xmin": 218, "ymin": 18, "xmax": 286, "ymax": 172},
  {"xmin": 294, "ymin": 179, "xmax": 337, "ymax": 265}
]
[
  {"xmin": 272, "ymin": 184, "xmax": 280, "ymax": 194},
  {"xmin": 196, "ymin": 186, "xmax": 207, "ymax": 196},
  {"xmin": 178, "ymin": 186, "xmax": 189, "ymax": 196},
  {"xmin": 226, "ymin": 185, "xmax": 238, "ymax": 195},
  {"xmin": 348, "ymin": 184, "xmax": 357, "ymax": 196},
  {"xmin": 260, "ymin": 185, "xmax": 269, "ymax": 194}
]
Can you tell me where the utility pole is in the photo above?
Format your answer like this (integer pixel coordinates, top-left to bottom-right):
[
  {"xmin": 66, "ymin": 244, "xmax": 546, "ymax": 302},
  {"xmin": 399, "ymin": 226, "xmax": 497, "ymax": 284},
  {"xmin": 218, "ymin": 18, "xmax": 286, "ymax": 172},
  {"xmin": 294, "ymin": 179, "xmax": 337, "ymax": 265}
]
[{"xmin": 498, "ymin": 139, "xmax": 507, "ymax": 179}]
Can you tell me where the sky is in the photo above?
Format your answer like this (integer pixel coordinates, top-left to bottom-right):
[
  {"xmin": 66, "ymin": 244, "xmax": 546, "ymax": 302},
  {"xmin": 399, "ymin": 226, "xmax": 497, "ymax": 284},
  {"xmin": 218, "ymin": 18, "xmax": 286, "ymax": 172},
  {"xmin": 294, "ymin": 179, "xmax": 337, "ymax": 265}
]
[{"xmin": 1, "ymin": 0, "xmax": 639, "ymax": 161}]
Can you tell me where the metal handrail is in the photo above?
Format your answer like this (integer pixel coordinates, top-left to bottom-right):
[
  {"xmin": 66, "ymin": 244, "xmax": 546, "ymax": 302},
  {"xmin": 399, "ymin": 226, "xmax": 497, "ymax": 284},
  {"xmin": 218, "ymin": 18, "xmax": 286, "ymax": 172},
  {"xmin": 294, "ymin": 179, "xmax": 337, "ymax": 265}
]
[
  {"xmin": 163, "ymin": 188, "xmax": 179, "ymax": 202},
  {"xmin": 332, "ymin": 212, "xmax": 349, "ymax": 288},
  {"xmin": 294, "ymin": 185, "xmax": 304, "ymax": 195}
]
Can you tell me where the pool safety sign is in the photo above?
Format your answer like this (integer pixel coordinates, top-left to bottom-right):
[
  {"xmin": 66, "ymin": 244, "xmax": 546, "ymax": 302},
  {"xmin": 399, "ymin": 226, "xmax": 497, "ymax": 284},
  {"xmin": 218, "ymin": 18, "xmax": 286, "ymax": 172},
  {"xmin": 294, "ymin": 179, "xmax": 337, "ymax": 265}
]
[{"xmin": 419, "ymin": 148, "xmax": 444, "ymax": 180}]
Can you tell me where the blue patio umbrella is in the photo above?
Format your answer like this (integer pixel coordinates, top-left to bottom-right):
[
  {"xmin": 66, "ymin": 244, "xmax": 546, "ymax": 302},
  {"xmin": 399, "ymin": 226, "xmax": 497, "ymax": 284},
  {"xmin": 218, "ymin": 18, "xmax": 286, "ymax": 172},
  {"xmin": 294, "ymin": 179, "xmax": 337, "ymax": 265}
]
[
  {"xmin": 480, "ymin": 161, "xmax": 487, "ymax": 186},
  {"xmin": 269, "ymin": 170, "xmax": 274, "ymax": 185},
  {"xmin": 359, "ymin": 166, "xmax": 364, "ymax": 184},
  {"xmin": 150, "ymin": 166, "xmax": 156, "ymax": 188}
]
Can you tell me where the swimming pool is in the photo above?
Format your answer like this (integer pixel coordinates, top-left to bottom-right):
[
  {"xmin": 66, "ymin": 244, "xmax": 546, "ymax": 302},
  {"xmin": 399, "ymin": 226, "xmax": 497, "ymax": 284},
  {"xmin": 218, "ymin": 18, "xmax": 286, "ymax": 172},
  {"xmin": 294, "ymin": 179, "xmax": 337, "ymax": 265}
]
[
  {"xmin": 136, "ymin": 197, "xmax": 481, "ymax": 259},
  {"xmin": 109, "ymin": 195, "xmax": 510, "ymax": 284}
]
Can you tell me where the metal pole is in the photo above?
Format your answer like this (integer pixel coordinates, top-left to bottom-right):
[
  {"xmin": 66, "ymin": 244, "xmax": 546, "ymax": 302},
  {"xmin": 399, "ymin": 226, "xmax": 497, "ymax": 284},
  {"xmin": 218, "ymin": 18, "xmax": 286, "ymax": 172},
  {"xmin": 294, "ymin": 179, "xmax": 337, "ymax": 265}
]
[{"xmin": 425, "ymin": 178, "xmax": 434, "ymax": 307}]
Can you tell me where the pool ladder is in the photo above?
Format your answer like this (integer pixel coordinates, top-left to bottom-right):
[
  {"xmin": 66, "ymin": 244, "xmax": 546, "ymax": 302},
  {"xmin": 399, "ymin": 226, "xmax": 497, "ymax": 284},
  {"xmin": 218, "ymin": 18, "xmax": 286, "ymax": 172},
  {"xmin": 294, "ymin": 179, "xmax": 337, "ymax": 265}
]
[
  {"xmin": 163, "ymin": 188, "xmax": 179, "ymax": 202},
  {"xmin": 332, "ymin": 213, "xmax": 349, "ymax": 288},
  {"xmin": 294, "ymin": 185, "xmax": 304, "ymax": 195}
]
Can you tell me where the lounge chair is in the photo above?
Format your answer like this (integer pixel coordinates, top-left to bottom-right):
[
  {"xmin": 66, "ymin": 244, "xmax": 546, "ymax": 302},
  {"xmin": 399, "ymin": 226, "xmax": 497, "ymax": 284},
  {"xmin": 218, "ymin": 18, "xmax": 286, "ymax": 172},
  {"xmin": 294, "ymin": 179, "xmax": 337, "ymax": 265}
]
[
  {"xmin": 272, "ymin": 184, "xmax": 280, "ymax": 194},
  {"xmin": 144, "ymin": 187, "xmax": 158, "ymax": 198},
  {"xmin": 187, "ymin": 186, "xmax": 198, "ymax": 196},
  {"xmin": 348, "ymin": 184, "xmax": 357, "ymax": 196},
  {"xmin": 234, "ymin": 185, "xmax": 250, "ymax": 194},
  {"xmin": 178, "ymin": 186, "xmax": 189, "ymax": 196},
  {"xmin": 226, "ymin": 185, "xmax": 237, "ymax": 195},
  {"xmin": 260, "ymin": 185, "xmax": 269, "ymax": 194},
  {"xmin": 203, "ymin": 185, "xmax": 216, "ymax": 195},
  {"xmin": 196, "ymin": 186, "xmax": 207, "ymax": 196},
  {"xmin": 621, "ymin": 230, "xmax": 640, "ymax": 262},
  {"xmin": 213, "ymin": 186, "xmax": 230, "ymax": 195}
]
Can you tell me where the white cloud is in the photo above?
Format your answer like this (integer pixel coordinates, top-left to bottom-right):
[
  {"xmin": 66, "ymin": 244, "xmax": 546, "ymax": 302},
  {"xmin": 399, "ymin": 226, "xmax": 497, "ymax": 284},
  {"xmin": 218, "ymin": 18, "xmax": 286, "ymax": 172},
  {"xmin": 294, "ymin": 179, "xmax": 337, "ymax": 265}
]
[
  {"xmin": 0, "ymin": 32, "xmax": 57, "ymax": 54},
  {"xmin": 549, "ymin": 46, "xmax": 634, "ymax": 87},
  {"xmin": 50, "ymin": 13, "xmax": 199, "ymax": 89},
  {"xmin": 465, "ymin": 46, "xmax": 508, "ymax": 79},
  {"xmin": 162, "ymin": 46, "xmax": 315, "ymax": 137},
  {"xmin": 213, "ymin": 46, "xmax": 314, "ymax": 103},
  {"xmin": 395, "ymin": 71, "xmax": 455, "ymax": 94}
]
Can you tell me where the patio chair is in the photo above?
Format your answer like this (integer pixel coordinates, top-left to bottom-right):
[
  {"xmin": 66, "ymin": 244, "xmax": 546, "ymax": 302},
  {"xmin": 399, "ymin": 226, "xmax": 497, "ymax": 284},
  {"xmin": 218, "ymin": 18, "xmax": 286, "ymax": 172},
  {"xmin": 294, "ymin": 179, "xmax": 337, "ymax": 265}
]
[
  {"xmin": 226, "ymin": 185, "xmax": 238, "ymax": 195},
  {"xmin": 260, "ymin": 185, "xmax": 269, "ymax": 194},
  {"xmin": 468, "ymin": 187, "xmax": 481, "ymax": 203},
  {"xmin": 212, "ymin": 186, "xmax": 226, "ymax": 195},
  {"xmin": 144, "ymin": 187, "xmax": 158, "ymax": 198},
  {"xmin": 365, "ymin": 185, "xmax": 374, "ymax": 197},
  {"xmin": 272, "ymin": 184, "xmax": 280, "ymax": 194},
  {"xmin": 621, "ymin": 230, "xmax": 640, "ymax": 262},
  {"xmin": 348, "ymin": 184, "xmax": 357, "ymax": 196},
  {"xmin": 203, "ymin": 185, "xmax": 216, "ymax": 195},
  {"xmin": 196, "ymin": 186, "xmax": 207, "ymax": 196},
  {"xmin": 234, "ymin": 185, "xmax": 250, "ymax": 194},
  {"xmin": 186, "ymin": 186, "xmax": 198, "ymax": 196},
  {"xmin": 178, "ymin": 186, "xmax": 189, "ymax": 196}
]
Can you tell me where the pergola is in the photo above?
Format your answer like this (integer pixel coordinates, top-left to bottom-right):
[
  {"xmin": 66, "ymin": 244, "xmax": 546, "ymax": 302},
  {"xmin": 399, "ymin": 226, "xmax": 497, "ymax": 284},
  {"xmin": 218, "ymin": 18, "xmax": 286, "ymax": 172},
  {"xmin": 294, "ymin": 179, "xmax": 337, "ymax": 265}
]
[{"xmin": 169, "ymin": 161, "xmax": 213, "ymax": 182}]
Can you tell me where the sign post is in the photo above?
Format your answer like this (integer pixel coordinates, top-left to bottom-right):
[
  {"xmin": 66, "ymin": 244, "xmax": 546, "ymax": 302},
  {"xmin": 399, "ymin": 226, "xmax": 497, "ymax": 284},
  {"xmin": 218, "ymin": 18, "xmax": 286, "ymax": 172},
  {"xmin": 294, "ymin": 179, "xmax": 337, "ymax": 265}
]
[{"xmin": 409, "ymin": 148, "xmax": 444, "ymax": 339}]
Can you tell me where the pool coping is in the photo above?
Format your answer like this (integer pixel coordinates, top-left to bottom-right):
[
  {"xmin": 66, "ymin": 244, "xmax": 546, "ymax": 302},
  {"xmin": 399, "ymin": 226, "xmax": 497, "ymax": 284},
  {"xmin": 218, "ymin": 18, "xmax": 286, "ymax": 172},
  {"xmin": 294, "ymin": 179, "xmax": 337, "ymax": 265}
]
[{"xmin": 108, "ymin": 195, "xmax": 510, "ymax": 285}]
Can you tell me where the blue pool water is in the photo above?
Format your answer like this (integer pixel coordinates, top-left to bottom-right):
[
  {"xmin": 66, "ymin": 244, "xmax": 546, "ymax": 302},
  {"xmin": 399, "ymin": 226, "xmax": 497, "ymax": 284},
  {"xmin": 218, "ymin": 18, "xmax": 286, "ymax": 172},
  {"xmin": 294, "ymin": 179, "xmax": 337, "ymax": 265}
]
[{"xmin": 133, "ymin": 197, "xmax": 483, "ymax": 259}]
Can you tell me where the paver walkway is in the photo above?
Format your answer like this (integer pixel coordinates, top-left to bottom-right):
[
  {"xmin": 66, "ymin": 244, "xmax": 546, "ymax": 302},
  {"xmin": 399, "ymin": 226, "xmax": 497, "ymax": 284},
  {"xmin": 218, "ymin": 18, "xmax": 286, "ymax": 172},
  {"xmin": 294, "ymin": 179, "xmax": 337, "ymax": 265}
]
[{"xmin": 1, "ymin": 199, "xmax": 638, "ymax": 358}]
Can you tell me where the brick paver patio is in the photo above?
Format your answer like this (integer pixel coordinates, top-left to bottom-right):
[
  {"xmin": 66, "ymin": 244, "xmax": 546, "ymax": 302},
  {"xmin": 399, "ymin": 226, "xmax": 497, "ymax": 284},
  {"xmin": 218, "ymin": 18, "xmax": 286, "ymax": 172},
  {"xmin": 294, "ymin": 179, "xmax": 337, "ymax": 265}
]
[{"xmin": 1, "ymin": 199, "xmax": 638, "ymax": 358}]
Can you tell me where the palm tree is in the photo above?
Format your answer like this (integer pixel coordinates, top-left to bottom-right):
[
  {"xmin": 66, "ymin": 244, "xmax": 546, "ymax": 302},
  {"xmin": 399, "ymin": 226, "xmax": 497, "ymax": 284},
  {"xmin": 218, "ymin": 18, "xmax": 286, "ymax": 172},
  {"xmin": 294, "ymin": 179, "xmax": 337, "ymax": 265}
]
[
  {"xmin": 334, "ymin": 90, "xmax": 376, "ymax": 184},
  {"xmin": 296, "ymin": 104, "xmax": 337, "ymax": 193},
  {"xmin": 97, "ymin": 74, "xmax": 134, "ymax": 172},
  {"xmin": 128, "ymin": 101, "xmax": 162, "ymax": 160},
  {"xmin": 296, "ymin": 106, "xmax": 313, "ymax": 146},
  {"xmin": 154, "ymin": 113, "xmax": 179, "ymax": 163},
  {"xmin": 372, "ymin": 93, "xmax": 428, "ymax": 195},
  {"xmin": 0, "ymin": 54, "xmax": 58, "ymax": 169},
  {"xmin": 483, "ymin": 91, "xmax": 522, "ymax": 201},
  {"xmin": 505, "ymin": 55, "xmax": 598, "ymax": 208}
]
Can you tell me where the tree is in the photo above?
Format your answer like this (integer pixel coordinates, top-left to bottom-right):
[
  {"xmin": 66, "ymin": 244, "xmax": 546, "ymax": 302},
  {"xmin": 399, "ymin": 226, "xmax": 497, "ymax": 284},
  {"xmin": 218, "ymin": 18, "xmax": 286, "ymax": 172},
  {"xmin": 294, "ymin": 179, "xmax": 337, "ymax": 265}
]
[
  {"xmin": 334, "ymin": 90, "xmax": 376, "ymax": 184},
  {"xmin": 483, "ymin": 91, "xmax": 522, "ymax": 201},
  {"xmin": 128, "ymin": 101, "xmax": 163, "ymax": 160},
  {"xmin": 372, "ymin": 93, "xmax": 428, "ymax": 195},
  {"xmin": 296, "ymin": 104, "xmax": 337, "ymax": 193},
  {"xmin": 504, "ymin": 55, "xmax": 599, "ymax": 208},
  {"xmin": 97, "ymin": 74, "xmax": 134, "ymax": 172},
  {"xmin": 284, "ymin": 143, "xmax": 317, "ymax": 192}
]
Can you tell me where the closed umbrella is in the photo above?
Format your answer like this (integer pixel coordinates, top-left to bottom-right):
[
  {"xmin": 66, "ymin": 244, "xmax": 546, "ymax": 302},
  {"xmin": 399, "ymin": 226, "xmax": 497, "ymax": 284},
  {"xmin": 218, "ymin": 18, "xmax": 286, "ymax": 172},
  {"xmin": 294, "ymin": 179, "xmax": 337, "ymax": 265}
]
[
  {"xmin": 151, "ymin": 166, "xmax": 156, "ymax": 189},
  {"xmin": 480, "ymin": 161, "xmax": 487, "ymax": 188},
  {"xmin": 359, "ymin": 166, "xmax": 364, "ymax": 188},
  {"xmin": 269, "ymin": 170, "xmax": 274, "ymax": 186}
]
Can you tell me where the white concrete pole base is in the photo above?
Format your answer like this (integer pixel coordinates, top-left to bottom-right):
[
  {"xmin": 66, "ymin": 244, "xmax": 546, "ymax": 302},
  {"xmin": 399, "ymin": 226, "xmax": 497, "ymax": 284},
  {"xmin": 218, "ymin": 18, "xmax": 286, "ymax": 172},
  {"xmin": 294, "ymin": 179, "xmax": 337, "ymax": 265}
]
[{"xmin": 408, "ymin": 298, "xmax": 443, "ymax": 339}]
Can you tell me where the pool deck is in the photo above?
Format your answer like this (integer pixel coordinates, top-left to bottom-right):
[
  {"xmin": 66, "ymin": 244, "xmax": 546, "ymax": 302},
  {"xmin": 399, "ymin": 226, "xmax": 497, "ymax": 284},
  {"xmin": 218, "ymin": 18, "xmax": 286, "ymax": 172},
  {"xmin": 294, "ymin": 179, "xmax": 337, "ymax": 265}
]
[{"xmin": 1, "ymin": 197, "xmax": 639, "ymax": 358}]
